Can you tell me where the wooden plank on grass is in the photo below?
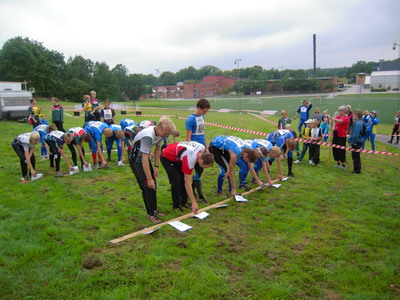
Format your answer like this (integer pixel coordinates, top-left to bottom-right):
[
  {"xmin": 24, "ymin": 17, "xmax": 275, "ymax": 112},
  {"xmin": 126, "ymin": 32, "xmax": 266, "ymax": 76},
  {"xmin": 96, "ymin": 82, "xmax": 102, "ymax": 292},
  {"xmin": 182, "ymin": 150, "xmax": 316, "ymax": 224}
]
[{"xmin": 109, "ymin": 179, "xmax": 281, "ymax": 244}]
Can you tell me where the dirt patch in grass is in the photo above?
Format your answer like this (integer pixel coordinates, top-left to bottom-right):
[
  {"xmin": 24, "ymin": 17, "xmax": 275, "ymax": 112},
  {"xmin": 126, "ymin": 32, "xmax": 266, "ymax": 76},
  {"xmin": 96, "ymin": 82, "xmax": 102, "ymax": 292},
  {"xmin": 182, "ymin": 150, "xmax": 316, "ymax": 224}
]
[{"xmin": 82, "ymin": 254, "xmax": 103, "ymax": 269}]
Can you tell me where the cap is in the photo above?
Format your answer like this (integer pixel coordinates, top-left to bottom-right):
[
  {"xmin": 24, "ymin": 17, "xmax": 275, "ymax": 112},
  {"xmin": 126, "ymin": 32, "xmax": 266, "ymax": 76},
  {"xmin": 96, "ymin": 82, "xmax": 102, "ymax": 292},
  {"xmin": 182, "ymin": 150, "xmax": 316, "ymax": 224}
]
[
  {"xmin": 371, "ymin": 110, "xmax": 378, "ymax": 115},
  {"xmin": 305, "ymin": 119, "xmax": 314, "ymax": 124}
]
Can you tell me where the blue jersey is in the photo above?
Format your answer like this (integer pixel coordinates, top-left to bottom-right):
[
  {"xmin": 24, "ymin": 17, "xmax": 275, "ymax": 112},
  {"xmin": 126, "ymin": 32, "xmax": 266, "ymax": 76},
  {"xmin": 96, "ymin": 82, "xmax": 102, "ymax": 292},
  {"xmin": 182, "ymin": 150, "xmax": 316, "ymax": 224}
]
[
  {"xmin": 45, "ymin": 130, "xmax": 66, "ymax": 148},
  {"xmin": 84, "ymin": 121, "xmax": 109, "ymax": 142},
  {"xmin": 211, "ymin": 135, "xmax": 249, "ymax": 156},
  {"xmin": 245, "ymin": 139, "xmax": 272, "ymax": 163},
  {"xmin": 33, "ymin": 124, "xmax": 49, "ymax": 139},
  {"xmin": 266, "ymin": 130, "xmax": 294, "ymax": 148},
  {"xmin": 252, "ymin": 139, "xmax": 273, "ymax": 152},
  {"xmin": 109, "ymin": 124, "xmax": 123, "ymax": 137},
  {"xmin": 186, "ymin": 113, "xmax": 206, "ymax": 146},
  {"xmin": 120, "ymin": 119, "xmax": 136, "ymax": 130},
  {"xmin": 297, "ymin": 104, "xmax": 312, "ymax": 121}
]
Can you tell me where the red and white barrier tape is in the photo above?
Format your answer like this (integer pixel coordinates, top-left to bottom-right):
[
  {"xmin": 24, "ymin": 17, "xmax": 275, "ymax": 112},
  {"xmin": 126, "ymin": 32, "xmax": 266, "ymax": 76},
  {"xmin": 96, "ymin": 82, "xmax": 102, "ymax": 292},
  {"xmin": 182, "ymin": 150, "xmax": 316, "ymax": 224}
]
[
  {"xmin": 247, "ymin": 112, "xmax": 278, "ymax": 126},
  {"xmin": 101, "ymin": 113, "xmax": 399, "ymax": 156},
  {"xmin": 294, "ymin": 138, "xmax": 399, "ymax": 156}
]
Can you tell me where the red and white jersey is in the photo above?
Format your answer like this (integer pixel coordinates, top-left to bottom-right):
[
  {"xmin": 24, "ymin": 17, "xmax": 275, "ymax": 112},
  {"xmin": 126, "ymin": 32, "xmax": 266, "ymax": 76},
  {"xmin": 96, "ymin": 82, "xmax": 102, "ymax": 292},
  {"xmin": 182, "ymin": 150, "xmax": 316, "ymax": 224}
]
[{"xmin": 162, "ymin": 141, "xmax": 205, "ymax": 175}]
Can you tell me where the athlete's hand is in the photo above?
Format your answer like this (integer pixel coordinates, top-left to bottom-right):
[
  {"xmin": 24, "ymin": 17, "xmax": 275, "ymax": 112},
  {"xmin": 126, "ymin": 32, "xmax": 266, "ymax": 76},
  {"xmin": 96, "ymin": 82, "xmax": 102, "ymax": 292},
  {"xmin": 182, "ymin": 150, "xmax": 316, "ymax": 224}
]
[
  {"xmin": 146, "ymin": 178, "xmax": 156, "ymax": 190},
  {"xmin": 31, "ymin": 170, "xmax": 37, "ymax": 177},
  {"xmin": 192, "ymin": 202, "xmax": 198, "ymax": 215}
]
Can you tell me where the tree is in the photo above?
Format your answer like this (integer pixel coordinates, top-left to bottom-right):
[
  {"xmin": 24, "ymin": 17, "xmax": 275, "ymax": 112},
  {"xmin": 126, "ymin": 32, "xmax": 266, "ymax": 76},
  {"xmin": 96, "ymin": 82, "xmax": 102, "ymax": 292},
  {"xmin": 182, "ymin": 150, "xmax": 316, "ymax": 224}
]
[
  {"xmin": 0, "ymin": 36, "xmax": 65, "ymax": 96},
  {"xmin": 198, "ymin": 65, "xmax": 223, "ymax": 78},
  {"xmin": 125, "ymin": 74, "xmax": 147, "ymax": 100},
  {"xmin": 63, "ymin": 78, "xmax": 90, "ymax": 102},
  {"xmin": 65, "ymin": 55, "xmax": 94, "ymax": 83},
  {"xmin": 112, "ymin": 64, "xmax": 130, "ymax": 99},
  {"xmin": 159, "ymin": 71, "xmax": 176, "ymax": 86},
  {"xmin": 175, "ymin": 66, "xmax": 198, "ymax": 82},
  {"xmin": 345, "ymin": 61, "xmax": 373, "ymax": 83},
  {"xmin": 91, "ymin": 62, "xmax": 120, "ymax": 100}
]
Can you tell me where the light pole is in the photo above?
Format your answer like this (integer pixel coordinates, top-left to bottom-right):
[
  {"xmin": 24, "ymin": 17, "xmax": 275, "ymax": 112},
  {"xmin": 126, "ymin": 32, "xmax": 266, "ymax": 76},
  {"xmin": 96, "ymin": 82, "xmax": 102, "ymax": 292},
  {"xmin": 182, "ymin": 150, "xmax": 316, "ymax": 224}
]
[
  {"xmin": 357, "ymin": 73, "xmax": 367, "ymax": 110},
  {"xmin": 234, "ymin": 58, "xmax": 242, "ymax": 114},
  {"xmin": 393, "ymin": 42, "xmax": 400, "ymax": 110},
  {"xmin": 234, "ymin": 58, "xmax": 241, "ymax": 78}
]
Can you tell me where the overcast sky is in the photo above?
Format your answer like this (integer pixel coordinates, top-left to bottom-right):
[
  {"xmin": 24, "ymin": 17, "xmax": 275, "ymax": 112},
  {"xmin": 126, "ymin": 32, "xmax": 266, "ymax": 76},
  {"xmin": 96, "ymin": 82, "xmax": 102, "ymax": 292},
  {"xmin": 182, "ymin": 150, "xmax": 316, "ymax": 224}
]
[{"xmin": 0, "ymin": 0, "xmax": 399, "ymax": 75}]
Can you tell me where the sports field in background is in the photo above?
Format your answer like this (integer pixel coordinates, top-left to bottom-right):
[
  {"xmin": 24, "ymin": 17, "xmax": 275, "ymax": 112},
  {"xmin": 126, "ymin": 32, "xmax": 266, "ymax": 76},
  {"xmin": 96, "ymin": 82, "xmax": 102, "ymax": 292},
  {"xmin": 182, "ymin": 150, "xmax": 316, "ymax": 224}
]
[{"xmin": 132, "ymin": 93, "xmax": 400, "ymax": 125}]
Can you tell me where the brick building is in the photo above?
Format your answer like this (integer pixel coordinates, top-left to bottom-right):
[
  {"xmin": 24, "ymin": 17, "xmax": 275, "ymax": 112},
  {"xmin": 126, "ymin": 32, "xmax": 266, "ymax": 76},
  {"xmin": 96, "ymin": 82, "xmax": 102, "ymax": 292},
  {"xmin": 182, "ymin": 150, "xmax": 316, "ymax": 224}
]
[{"xmin": 152, "ymin": 76, "xmax": 237, "ymax": 100}]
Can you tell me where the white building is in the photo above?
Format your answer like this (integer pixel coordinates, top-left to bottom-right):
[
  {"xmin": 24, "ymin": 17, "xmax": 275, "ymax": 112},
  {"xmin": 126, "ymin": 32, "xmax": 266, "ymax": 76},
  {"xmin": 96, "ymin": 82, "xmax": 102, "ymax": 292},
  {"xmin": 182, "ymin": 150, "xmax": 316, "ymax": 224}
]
[{"xmin": 370, "ymin": 70, "xmax": 400, "ymax": 90}]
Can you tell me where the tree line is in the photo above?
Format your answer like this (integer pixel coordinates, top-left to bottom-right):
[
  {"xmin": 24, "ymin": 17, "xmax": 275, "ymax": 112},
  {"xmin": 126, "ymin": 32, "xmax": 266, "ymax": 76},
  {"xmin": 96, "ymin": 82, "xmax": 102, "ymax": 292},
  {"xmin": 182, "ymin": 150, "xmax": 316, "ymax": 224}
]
[{"xmin": 0, "ymin": 36, "xmax": 393, "ymax": 101}]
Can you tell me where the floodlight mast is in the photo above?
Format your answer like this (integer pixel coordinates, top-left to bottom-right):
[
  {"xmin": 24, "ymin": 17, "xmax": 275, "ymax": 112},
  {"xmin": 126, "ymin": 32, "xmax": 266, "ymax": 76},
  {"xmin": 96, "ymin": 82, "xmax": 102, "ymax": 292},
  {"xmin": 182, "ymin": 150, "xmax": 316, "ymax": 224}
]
[
  {"xmin": 234, "ymin": 58, "xmax": 241, "ymax": 77},
  {"xmin": 393, "ymin": 42, "xmax": 400, "ymax": 110}
]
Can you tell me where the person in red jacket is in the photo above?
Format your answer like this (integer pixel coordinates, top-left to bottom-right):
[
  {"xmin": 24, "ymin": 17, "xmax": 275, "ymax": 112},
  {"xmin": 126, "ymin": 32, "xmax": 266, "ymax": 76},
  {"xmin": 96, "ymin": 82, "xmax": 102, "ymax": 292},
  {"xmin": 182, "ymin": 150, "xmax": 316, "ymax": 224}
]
[{"xmin": 161, "ymin": 141, "xmax": 214, "ymax": 214}]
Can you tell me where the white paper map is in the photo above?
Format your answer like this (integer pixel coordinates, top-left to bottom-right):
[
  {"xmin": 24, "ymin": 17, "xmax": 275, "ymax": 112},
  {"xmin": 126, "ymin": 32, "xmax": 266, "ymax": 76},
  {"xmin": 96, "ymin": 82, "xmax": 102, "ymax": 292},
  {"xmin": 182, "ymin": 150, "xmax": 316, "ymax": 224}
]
[
  {"xmin": 193, "ymin": 211, "xmax": 210, "ymax": 219},
  {"xmin": 168, "ymin": 221, "xmax": 192, "ymax": 232},
  {"xmin": 83, "ymin": 164, "xmax": 92, "ymax": 172},
  {"xmin": 235, "ymin": 195, "xmax": 248, "ymax": 202}
]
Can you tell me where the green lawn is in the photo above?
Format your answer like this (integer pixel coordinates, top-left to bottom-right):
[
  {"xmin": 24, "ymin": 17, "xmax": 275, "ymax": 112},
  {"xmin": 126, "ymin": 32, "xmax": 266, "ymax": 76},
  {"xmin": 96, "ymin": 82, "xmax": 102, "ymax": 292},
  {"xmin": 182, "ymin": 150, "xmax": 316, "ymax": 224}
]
[
  {"xmin": 1, "ymin": 100, "xmax": 399, "ymax": 299},
  {"xmin": 134, "ymin": 93, "xmax": 400, "ymax": 125}
]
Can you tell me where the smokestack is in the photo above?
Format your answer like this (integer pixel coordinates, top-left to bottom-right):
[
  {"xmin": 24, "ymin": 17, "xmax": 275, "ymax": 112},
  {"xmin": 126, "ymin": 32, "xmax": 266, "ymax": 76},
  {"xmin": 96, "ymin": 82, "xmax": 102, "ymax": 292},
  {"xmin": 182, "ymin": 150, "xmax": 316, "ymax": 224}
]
[{"xmin": 313, "ymin": 34, "xmax": 316, "ymax": 78}]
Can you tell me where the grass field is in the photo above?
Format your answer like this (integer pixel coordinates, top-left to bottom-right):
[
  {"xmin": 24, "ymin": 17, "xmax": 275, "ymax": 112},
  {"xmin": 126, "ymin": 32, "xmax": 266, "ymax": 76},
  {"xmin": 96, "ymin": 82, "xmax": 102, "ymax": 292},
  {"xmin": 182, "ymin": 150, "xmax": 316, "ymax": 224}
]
[
  {"xmin": 1, "ymin": 98, "xmax": 399, "ymax": 299},
  {"xmin": 135, "ymin": 93, "xmax": 400, "ymax": 125}
]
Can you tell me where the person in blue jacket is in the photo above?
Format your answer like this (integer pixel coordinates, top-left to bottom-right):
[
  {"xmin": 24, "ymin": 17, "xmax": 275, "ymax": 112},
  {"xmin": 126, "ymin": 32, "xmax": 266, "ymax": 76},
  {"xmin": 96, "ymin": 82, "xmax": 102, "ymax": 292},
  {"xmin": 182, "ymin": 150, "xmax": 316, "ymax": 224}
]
[
  {"xmin": 362, "ymin": 110, "xmax": 380, "ymax": 151},
  {"xmin": 236, "ymin": 139, "xmax": 282, "ymax": 190},
  {"xmin": 266, "ymin": 128, "xmax": 297, "ymax": 177},
  {"xmin": 293, "ymin": 100, "xmax": 313, "ymax": 135},
  {"xmin": 106, "ymin": 124, "xmax": 125, "ymax": 164},
  {"xmin": 83, "ymin": 121, "xmax": 112, "ymax": 169},
  {"xmin": 348, "ymin": 109, "xmax": 364, "ymax": 174},
  {"xmin": 209, "ymin": 135, "xmax": 259, "ymax": 197},
  {"xmin": 185, "ymin": 98, "xmax": 210, "ymax": 204}
]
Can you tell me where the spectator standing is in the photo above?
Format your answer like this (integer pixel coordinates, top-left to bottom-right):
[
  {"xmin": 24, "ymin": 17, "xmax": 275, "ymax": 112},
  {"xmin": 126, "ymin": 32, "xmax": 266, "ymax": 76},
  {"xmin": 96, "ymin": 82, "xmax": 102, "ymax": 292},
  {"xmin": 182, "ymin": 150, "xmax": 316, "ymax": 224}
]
[
  {"xmin": 362, "ymin": 110, "xmax": 380, "ymax": 151},
  {"xmin": 320, "ymin": 117, "xmax": 330, "ymax": 142},
  {"xmin": 28, "ymin": 98, "xmax": 41, "ymax": 129},
  {"xmin": 277, "ymin": 109, "xmax": 291, "ymax": 129},
  {"xmin": 332, "ymin": 106, "xmax": 350, "ymax": 169},
  {"xmin": 312, "ymin": 107, "xmax": 322, "ymax": 125},
  {"xmin": 90, "ymin": 91, "xmax": 102, "ymax": 121},
  {"xmin": 348, "ymin": 109, "xmax": 364, "ymax": 174},
  {"xmin": 309, "ymin": 119, "xmax": 322, "ymax": 166},
  {"xmin": 388, "ymin": 111, "xmax": 400, "ymax": 144},
  {"xmin": 293, "ymin": 100, "xmax": 312, "ymax": 135},
  {"xmin": 294, "ymin": 120, "xmax": 313, "ymax": 164},
  {"xmin": 51, "ymin": 97, "xmax": 65, "ymax": 132},
  {"xmin": 346, "ymin": 105, "xmax": 353, "ymax": 134},
  {"xmin": 100, "ymin": 99, "xmax": 116, "ymax": 125},
  {"xmin": 82, "ymin": 95, "xmax": 95, "ymax": 123}
]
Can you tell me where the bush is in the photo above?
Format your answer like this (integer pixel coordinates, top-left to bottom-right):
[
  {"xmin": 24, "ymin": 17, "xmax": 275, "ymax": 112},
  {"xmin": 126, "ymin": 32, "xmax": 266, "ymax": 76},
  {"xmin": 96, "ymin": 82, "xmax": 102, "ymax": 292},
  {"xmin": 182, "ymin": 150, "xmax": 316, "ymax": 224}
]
[{"xmin": 371, "ymin": 88, "xmax": 387, "ymax": 92}]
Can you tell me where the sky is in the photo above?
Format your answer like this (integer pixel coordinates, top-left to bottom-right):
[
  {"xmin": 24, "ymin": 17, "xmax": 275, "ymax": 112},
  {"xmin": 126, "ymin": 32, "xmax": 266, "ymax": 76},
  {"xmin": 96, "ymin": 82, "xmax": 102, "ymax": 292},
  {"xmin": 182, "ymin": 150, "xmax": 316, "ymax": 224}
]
[{"xmin": 0, "ymin": 0, "xmax": 399, "ymax": 75}]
